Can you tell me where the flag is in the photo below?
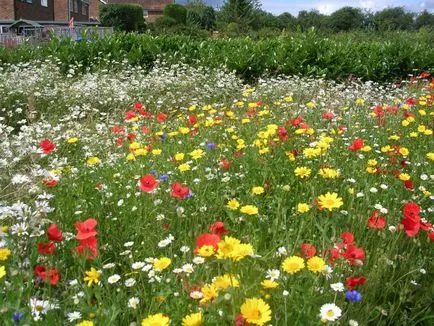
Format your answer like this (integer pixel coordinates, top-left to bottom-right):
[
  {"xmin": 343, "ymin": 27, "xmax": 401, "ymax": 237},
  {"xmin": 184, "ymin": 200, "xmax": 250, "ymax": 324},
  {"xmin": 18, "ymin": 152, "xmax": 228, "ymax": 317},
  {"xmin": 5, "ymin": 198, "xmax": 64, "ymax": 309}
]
[{"xmin": 68, "ymin": 17, "xmax": 74, "ymax": 29}]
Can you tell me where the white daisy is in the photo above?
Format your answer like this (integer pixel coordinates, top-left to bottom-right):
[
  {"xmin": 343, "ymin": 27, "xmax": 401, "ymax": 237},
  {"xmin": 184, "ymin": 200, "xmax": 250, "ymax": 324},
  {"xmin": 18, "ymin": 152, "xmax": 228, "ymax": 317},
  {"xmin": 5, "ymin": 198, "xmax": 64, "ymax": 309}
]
[{"xmin": 320, "ymin": 303, "xmax": 342, "ymax": 322}]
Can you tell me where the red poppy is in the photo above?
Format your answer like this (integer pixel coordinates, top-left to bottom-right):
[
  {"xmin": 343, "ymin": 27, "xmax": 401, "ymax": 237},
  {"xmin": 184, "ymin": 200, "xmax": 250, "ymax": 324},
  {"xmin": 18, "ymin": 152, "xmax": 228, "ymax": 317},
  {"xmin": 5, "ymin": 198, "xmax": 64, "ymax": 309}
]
[
  {"xmin": 367, "ymin": 211, "xmax": 386, "ymax": 229},
  {"xmin": 39, "ymin": 139, "xmax": 56, "ymax": 154},
  {"xmin": 327, "ymin": 248, "xmax": 340, "ymax": 264},
  {"xmin": 323, "ymin": 112, "xmax": 334, "ymax": 120},
  {"xmin": 188, "ymin": 115, "xmax": 197, "ymax": 125},
  {"xmin": 34, "ymin": 265, "xmax": 46, "ymax": 279},
  {"xmin": 429, "ymin": 231, "xmax": 434, "ymax": 242},
  {"xmin": 76, "ymin": 237, "xmax": 98, "ymax": 260},
  {"xmin": 403, "ymin": 202, "xmax": 421, "ymax": 219},
  {"xmin": 401, "ymin": 215, "xmax": 420, "ymax": 237},
  {"xmin": 373, "ymin": 105, "xmax": 385, "ymax": 117},
  {"xmin": 75, "ymin": 218, "xmax": 98, "ymax": 240},
  {"xmin": 210, "ymin": 221, "xmax": 229, "ymax": 236},
  {"xmin": 343, "ymin": 245, "xmax": 365, "ymax": 266},
  {"xmin": 300, "ymin": 243, "xmax": 316, "ymax": 258},
  {"xmin": 111, "ymin": 125, "xmax": 124, "ymax": 134},
  {"xmin": 139, "ymin": 174, "xmax": 158, "ymax": 193},
  {"xmin": 341, "ymin": 232, "xmax": 355, "ymax": 245},
  {"xmin": 288, "ymin": 116, "xmax": 303, "ymax": 126},
  {"xmin": 219, "ymin": 159, "xmax": 231, "ymax": 170},
  {"xmin": 404, "ymin": 180, "xmax": 414, "ymax": 191},
  {"xmin": 142, "ymin": 126, "xmax": 150, "ymax": 134},
  {"xmin": 194, "ymin": 233, "xmax": 220, "ymax": 253},
  {"xmin": 127, "ymin": 133, "xmax": 136, "ymax": 141},
  {"xmin": 133, "ymin": 102, "xmax": 143, "ymax": 110},
  {"xmin": 277, "ymin": 126, "xmax": 288, "ymax": 141},
  {"xmin": 42, "ymin": 179, "xmax": 57, "ymax": 187},
  {"xmin": 348, "ymin": 138, "xmax": 364, "ymax": 152},
  {"xmin": 346, "ymin": 276, "xmax": 367, "ymax": 290},
  {"xmin": 156, "ymin": 112, "xmax": 168, "ymax": 122},
  {"xmin": 170, "ymin": 182, "xmax": 190, "ymax": 199},
  {"xmin": 116, "ymin": 137, "xmax": 124, "ymax": 147},
  {"xmin": 125, "ymin": 110, "xmax": 137, "ymax": 121},
  {"xmin": 47, "ymin": 224, "xmax": 63, "ymax": 242},
  {"xmin": 235, "ymin": 314, "xmax": 249, "ymax": 326},
  {"xmin": 46, "ymin": 268, "xmax": 60, "ymax": 285},
  {"xmin": 37, "ymin": 242, "xmax": 56, "ymax": 255}
]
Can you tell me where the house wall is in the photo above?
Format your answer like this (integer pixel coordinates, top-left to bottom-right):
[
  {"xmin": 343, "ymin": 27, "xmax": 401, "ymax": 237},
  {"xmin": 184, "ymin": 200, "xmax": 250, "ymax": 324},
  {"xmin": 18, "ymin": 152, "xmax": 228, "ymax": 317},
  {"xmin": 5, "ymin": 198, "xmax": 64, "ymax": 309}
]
[
  {"xmin": 14, "ymin": 0, "xmax": 55, "ymax": 21},
  {"xmin": 70, "ymin": 0, "xmax": 89, "ymax": 22},
  {"xmin": 89, "ymin": 0, "xmax": 101, "ymax": 20},
  {"xmin": 0, "ymin": 0, "xmax": 14, "ymax": 20},
  {"xmin": 54, "ymin": 0, "xmax": 69, "ymax": 21},
  {"xmin": 106, "ymin": 0, "xmax": 173, "ymax": 22}
]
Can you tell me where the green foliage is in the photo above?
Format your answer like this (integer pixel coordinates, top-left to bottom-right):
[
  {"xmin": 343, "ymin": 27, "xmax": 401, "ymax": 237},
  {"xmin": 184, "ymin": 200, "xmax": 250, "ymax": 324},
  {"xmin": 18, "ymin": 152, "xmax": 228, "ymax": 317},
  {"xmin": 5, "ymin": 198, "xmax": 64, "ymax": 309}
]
[
  {"xmin": 100, "ymin": 4, "xmax": 146, "ymax": 32},
  {"xmin": 373, "ymin": 7, "xmax": 414, "ymax": 31},
  {"xmin": 218, "ymin": 0, "xmax": 261, "ymax": 30},
  {"xmin": 329, "ymin": 7, "xmax": 365, "ymax": 31},
  {"xmin": 297, "ymin": 10, "xmax": 328, "ymax": 31},
  {"xmin": 155, "ymin": 15, "xmax": 178, "ymax": 30},
  {"xmin": 415, "ymin": 10, "xmax": 434, "ymax": 30},
  {"xmin": 163, "ymin": 4, "xmax": 187, "ymax": 25},
  {"xmin": 0, "ymin": 32, "xmax": 433, "ymax": 83},
  {"xmin": 185, "ymin": 2, "xmax": 216, "ymax": 30}
]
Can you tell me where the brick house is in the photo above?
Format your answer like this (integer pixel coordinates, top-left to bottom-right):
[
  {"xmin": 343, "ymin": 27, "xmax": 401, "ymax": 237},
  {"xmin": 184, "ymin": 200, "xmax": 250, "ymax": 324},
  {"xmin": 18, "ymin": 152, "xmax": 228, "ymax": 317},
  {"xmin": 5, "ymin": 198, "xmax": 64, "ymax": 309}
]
[
  {"xmin": 105, "ymin": 0, "xmax": 174, "ymax": 23},
  {"xmin": 0, "ymin": 0, "xmax": 100, "ymax": 23}
]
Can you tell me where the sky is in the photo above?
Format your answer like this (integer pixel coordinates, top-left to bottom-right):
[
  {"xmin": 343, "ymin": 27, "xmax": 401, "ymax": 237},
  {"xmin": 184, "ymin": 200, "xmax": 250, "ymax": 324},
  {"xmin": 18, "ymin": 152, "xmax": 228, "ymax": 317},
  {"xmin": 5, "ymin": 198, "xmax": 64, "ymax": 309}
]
[{"xmin": 178, "ymin": 0, "xmax": 434, "ymax": 15}]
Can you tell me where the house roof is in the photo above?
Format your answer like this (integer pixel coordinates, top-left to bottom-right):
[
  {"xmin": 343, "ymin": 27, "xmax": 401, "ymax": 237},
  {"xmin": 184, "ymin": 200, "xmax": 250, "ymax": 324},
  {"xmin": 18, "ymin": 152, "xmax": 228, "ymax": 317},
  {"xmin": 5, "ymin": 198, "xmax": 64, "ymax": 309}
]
[{"xmin": 9, "ymin": 19, "xmax": 43, "ymax": 29}]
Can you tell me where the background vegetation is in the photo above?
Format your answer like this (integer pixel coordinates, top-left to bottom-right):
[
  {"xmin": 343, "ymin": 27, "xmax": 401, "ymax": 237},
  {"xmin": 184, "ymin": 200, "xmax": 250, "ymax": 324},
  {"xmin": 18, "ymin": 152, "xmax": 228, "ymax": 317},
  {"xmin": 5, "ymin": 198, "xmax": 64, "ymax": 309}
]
[{"xmin": 0, "ymin": 30, "xmax": 433, "ymax": 83}]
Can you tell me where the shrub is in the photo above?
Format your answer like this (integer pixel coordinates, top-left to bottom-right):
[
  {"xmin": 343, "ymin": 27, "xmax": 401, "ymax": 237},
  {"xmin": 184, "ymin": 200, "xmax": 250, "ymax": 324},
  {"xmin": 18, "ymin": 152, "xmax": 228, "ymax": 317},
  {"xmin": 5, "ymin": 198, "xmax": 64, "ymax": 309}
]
[
  {"xmin": 100, "ymin": 4, "xmax": 146, "ymax": 32},
  {"xmin": 163, "ymin": 4, "xmax": 187, "ymax": 25}
]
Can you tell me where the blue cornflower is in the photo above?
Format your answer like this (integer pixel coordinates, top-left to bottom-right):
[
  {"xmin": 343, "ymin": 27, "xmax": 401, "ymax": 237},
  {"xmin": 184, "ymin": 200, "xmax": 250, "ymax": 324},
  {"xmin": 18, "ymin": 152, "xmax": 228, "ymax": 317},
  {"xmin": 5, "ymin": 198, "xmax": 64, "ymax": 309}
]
[
  {"xmin": 345, "ymin": 290, "xmax": 362, "ymax": 302},
  {"xmin": 12, "ymin": 312, "xmax": 24, "ymax": 323}
]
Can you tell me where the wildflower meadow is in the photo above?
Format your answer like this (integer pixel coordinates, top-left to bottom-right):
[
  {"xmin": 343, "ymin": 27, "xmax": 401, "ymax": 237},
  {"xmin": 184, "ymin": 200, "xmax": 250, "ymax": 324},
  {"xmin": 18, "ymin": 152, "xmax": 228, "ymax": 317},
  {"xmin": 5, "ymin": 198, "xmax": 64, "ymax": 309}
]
[{"xmin": 0, "ymin": 59, "xmax": 433, "ymax": 326}]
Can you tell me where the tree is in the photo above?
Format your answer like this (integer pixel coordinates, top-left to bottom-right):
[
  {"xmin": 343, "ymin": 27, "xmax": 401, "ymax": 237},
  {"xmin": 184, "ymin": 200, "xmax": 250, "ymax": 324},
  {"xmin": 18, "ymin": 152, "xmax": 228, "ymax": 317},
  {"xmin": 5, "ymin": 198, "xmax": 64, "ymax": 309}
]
[
  {"xmin": 163, "ymin": 4, "xmax": 187, "ymax": 25},
  {"xmin": 100, "ymin": 4, "xmax": 145, "ymax": 32},
  {"xmin": 329, "ymin": 7, "xmax": 365, "ymax": 31},
  {"xmin": 278, "ymin": 12, "xmax": 297, "ymax": 30},
  {"xmin": 297, "ymin": 10, "xmax": 327, "ymax": 31},
  {"xmin": 251, "ymin": 10, "xmax": 281, "ymax": 30},
  {"xmin": 373, "ymin": 7, "xmax": 414, "ymax": 31},
  {"xmin": 415, "ymin": 10, "xmax": 434, "ymax": 30},
  {"xmin": 217, "ymin": 0, "xmax": 261, "ymax": 30},
  {"xmin": 185, "ymin": 1, "xmax": 216, "ymax": 30}
]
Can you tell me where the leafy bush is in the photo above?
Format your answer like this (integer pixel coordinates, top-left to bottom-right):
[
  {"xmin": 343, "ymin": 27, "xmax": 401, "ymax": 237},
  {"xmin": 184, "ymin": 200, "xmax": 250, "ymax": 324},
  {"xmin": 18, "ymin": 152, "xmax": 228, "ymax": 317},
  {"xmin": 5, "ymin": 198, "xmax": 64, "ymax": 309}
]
[
  {"xmin": 100, "ymin": 4, "xmax": 146, "ymax": 32},
  {"xmin": 163, "ymin": 4, "xmax": 187, "ymax": 25},
  {"xmin": 0, "ymin": 31, "xmax": 433, "ymax": 83}
]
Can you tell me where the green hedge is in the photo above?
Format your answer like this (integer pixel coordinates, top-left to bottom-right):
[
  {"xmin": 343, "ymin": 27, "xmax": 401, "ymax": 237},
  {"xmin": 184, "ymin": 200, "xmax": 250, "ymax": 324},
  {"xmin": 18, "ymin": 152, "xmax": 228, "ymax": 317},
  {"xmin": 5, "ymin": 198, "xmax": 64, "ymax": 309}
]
[
  {"xmin": 100, "ymin": 4, "xmax": 145, "ymax": 32},
  {"xmin": 0, "ymin": 31, "xmax": 433, "ymax": 82}
]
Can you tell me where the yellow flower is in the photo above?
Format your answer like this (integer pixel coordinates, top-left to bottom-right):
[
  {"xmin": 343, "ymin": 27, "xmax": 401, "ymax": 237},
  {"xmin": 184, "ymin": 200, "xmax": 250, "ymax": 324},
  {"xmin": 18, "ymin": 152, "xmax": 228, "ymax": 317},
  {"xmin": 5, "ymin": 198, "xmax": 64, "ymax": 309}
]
[
  {"xmin": 76, "ymin": 321, "xmax": 94, "ymax": 326},
  {"xmin": 294, "ymin": 166, "xmax": 311, "ymax": 178},
  {"xmin": 135, "ymin": 148, "xmax": 148, "ymax": 156},
  {"xmin": 360, "ymin": 145, "xmax": 372, "ymax": 152},
  {"xmin": 152, "ymin": 149, "xmax": 162, "ymax": 155},
  {"xmin": 0, "ymin": 265, "xmax": 5, "ymax": 279},
  {"xmin": 284, "ymin": 96, "xmax": 293, "ymax": 102},
  {"xmin": 227, "ymin": 199, "xmax": 240, "ymax": 210},
  {"xmin": 200, "ymin": 284, "xmax": 218, "ymax": 303},
  {"xmin": 427, "ymin": 152, "xmax": 434, "ymax": 161},
  {"xmin": 355, "ymin": 98, "xmax": 365, "ymax": 105},
  {"xmin": 67, "ymin": 137, "xmax": 79, "ymax": 144},
  {"xmin": 317, "ymin": 192, "xmax": 343, "ymax": 211},
  {"xmin": 86, "ymin": 157, "xmax": 100, "ymax": 166},
  {"xmin": 367, "ymin": 159, "xmax": 377, "ymax": 166},
  {"xmin": 141, "ymin": 313, "xmax": 170, "ymax": 326},
  {"xmin": 153, "ymin": 257, "xmax": 171, "ymax": 271},
  {"xmin": 261, "ymin": 279, "xmax": 279, "ymax": 289},
  {"xmin": 240, "ymin": 205, "xmax": 259, "ymax": 215},
  {"xmin": 213, "ymin": 273, "xmax": 240, "ymax": 289},
  {"xmin": 178, "ymin": 163, "xmax": 191, "ymax": 172},
  {"xmin": 399, "ymin": 147, "xmax": 409, "ymax": 156},
  {"xmin": 282, "ymin": 256, "xmax": 305, "ymax": 274},
  {"xmin": 297, "ymin": 203, "xmax": 310, "ymax": 213},
  {"xmin": 0, "ymin": 248, "xmax": 11, "ymax": 261},
  {"xmin": 240, "ymin": 298, "xmax": 272, "ymax": 326},
  {"xmin": 174, "ymin": 152, "xmax": 185, "ymax": 161},
  {"xmin": 182, "ymin": 312, "xmax": 203, "ymax": 326},
  {"xmin": 189, "ymin": 149, "xmax": 204, "ymax": 160},
  {"xmin": 129, "ymin": 142, "xmax": 141, "ymax": 150},
  {"xmin": 307, "ymin": 256, "xmax": 326, "ymax": 273},
  {"xmin": 83, "ymin": 267, "xmax": 100, "ymax": 287},
  {"xmin": 126, "ymin": 153, "xmax": 135, "ymax": 161},
  {"xmin": 318, "ymin": 168, "xmax": 340, "ymax": 179},
  {"xmin": 251, "ymin": 186, "xmax": 264, "ymax": 195},
  {"xmin": 196, "ymin": 245, "xmax": 215, "ymax": 257},
  {"xmin": 217, "ymin": 236, "xmax": 253, "ymax": 262},
  {"xmin": 398, "ymin": 173, "xmax": 411, "ymax": 181}
]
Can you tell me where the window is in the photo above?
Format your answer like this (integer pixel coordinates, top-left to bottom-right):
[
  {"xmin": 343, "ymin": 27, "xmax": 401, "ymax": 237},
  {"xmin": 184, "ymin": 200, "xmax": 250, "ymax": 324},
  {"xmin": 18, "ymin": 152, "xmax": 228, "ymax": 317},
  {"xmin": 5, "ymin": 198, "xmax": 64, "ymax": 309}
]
[
  {"xmin": 82, "ymin": 4, "xmax": 88, "ymax": 16},
  {"xmin": 143, "ymin": 10, "xmax": 149, "ymax": 18},
  {"xmin": 73, "ymin": 0, "xmax": 78, "ymax": 13},
  {"xmin": 25, "ymin": 0, "xmax": 33, "ymax": 3},
  {"xmin": 41, "ymin": 0, "xmax": 48, "ymax": 7}
]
